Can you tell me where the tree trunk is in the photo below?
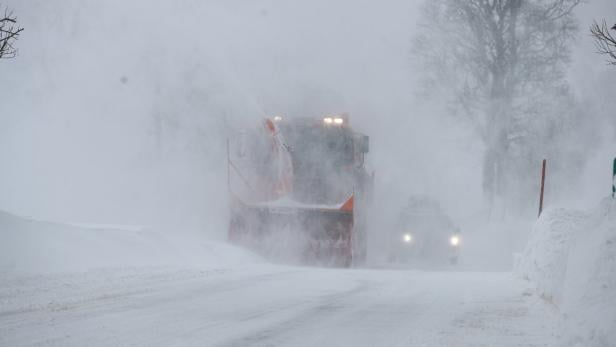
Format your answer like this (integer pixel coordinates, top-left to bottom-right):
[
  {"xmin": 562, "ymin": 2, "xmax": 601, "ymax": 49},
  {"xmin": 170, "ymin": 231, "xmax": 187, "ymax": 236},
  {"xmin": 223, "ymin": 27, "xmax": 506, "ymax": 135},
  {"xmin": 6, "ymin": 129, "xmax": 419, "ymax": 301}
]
[{"xmin": 482, "ymin": 95, "xmax": 510, "ymax": 219}]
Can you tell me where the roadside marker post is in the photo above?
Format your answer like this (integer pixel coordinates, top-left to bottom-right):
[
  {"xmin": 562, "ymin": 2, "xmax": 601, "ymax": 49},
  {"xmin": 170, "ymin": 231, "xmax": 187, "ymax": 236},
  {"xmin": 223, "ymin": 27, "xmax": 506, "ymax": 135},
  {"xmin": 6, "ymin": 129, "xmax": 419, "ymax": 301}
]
[
  {"xmin": 612, "ymin": 158, "xmax": 616, "ymax": 199},
  {"xmin": 538, "ymin": 159, "xmax": 546, "ymax": 218}
]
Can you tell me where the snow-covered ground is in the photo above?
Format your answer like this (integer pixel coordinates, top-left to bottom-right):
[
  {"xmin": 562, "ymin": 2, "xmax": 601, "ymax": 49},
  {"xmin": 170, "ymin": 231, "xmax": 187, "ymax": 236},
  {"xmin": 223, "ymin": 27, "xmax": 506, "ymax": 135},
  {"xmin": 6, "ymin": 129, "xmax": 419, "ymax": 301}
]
[
  {"xmin": 0, "ymin": 210, "xmax": 258, "ymax": 275},
  {"xmin": 516, "ymin": 198, "xmax": 616, "ymax": 346},
  {"xmin": 1, "ymin": 265, "xmax": 558, "ymax": 346},
  {"xmin": 0, "ymin": 209, "xmax": 564, "ymax": 346}
]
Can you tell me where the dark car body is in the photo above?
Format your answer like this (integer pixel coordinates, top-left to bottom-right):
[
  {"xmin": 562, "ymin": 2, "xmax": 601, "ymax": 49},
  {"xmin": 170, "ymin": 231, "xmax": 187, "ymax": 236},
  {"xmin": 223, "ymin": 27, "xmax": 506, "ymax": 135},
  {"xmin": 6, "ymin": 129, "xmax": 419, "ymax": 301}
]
[{"xmin": 389, "ymin": 196, "xmax": 461, "ymax": 264}]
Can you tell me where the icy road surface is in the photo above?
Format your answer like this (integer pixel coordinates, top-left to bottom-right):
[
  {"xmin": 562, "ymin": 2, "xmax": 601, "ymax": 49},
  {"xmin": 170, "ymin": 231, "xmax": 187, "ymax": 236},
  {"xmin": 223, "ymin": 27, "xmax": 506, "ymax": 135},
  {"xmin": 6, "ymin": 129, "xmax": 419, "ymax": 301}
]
[{"xmin": 0, "ymin": 266, "xmax": 556, "ymax": 346}]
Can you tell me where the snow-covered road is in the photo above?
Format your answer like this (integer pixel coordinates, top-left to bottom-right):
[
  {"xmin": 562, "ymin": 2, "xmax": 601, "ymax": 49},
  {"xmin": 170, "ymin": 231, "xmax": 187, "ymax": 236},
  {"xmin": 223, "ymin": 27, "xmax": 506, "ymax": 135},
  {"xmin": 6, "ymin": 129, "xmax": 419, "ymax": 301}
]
[{"xmin": 0, "ymin": 265, "xmax": 557, "ymax": 346}]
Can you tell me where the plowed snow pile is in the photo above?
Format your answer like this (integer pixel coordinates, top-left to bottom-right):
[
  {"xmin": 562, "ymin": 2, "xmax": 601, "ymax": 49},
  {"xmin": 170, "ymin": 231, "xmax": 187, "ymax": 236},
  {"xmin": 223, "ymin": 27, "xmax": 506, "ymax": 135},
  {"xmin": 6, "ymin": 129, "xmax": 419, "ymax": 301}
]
[
  {"xmin": 0, "ymin": 210, "xmax": 260, "ymax": 275},
  {"xmin": 516, "ymin": 198, "xmax": 616, "ymax": 346}
]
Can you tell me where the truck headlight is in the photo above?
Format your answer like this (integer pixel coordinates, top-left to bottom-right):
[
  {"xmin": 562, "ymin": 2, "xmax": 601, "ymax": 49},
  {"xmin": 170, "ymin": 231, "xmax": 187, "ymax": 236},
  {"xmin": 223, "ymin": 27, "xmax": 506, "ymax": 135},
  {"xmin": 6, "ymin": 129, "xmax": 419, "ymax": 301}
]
[
  {"xmin": 449, "ymin": 235, "xmax": 460, "ymax": 247},
  {"xmin": 403, "ymin": 233, "xmax": 413, "ymax": 243}
]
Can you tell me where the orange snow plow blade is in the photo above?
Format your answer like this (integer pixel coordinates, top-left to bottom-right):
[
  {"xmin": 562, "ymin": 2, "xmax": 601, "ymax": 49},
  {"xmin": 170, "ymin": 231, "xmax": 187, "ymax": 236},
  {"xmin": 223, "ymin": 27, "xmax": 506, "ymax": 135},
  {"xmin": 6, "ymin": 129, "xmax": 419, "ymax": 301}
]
[{"xmin": 228, "ymin": 195, "xmax": 354, "ymax": 267}]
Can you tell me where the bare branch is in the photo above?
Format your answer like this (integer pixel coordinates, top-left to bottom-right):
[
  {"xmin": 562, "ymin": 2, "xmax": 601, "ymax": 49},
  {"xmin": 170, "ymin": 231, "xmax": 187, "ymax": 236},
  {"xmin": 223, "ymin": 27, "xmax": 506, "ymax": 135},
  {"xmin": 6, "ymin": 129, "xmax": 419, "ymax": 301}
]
[
  {"xmin": 0, "ymin": 5, "xmax": 24, "ymax": 59},
  {"xmin": 590, "ymin": 20, "xmax": 616, "ymax": 65}
]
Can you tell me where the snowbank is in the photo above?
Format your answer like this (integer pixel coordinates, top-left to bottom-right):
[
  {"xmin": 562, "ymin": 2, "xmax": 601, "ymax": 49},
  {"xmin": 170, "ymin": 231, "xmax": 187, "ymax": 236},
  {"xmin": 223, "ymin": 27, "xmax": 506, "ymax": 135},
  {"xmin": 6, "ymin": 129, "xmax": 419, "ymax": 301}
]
[
  {"xmin": 0, "ymin": 210, "xmax": 260, "ymax": 276},
  {"xmin": 515, "ymin": 208, "xmax": 591, "ymax": 305},
  {"xmin": 516, "ymin": 198, "xmax": 616, "ymax": 346}
]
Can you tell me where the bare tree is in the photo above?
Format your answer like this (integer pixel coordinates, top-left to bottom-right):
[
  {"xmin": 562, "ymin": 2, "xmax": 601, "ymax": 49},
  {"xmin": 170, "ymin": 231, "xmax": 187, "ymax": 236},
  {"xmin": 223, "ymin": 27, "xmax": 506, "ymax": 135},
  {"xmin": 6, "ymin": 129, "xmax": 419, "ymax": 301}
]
[
  {"xmin": 0, "ymin": 6, "xmax": 24, "ymax": 59},
  {"xmin": 590, "ymin": 20, "xmax": 616, "ymax": 65},
  {"xmin": 413, "ymin": 0, "xmax": 581, "ymax": 213}
]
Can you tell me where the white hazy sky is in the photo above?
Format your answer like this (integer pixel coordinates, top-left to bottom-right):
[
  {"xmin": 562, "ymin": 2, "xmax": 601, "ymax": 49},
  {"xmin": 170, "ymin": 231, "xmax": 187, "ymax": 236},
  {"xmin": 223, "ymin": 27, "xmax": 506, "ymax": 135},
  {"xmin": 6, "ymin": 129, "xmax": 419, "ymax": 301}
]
[{"xmin": 0, "ymin": 1, "xmax": 614, "ymax": 233}]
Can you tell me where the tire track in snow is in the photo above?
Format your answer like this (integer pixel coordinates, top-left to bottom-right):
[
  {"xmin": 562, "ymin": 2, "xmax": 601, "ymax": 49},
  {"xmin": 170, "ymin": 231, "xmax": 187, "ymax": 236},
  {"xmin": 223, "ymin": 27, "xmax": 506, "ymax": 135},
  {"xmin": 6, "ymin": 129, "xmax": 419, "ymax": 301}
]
[
  {"xmin": 0, "ymin": 266, "xmax": 303, "ymax": 346},
  {"xmin": 218, "ymin": 278, "xmax": 443, "ymax": 347},
  {"xmin": 220, "ymin": 280, "xmax": 374, "ymax": 347}
]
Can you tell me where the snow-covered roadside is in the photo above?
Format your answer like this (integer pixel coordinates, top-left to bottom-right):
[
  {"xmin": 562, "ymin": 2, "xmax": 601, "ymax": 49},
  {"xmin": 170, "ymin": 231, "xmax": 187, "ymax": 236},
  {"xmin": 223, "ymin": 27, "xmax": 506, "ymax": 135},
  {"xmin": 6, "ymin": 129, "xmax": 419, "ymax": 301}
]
[
  {"xmin": 0, "ymin": 209, "xmax": 563, "ymax": 346},
  {"xmin": 0, "ymin": 209, "xmax": 260, "ymax": 276},
  {"xmin": 1, "ymin": 266, "xmax": 559, "ymax": 346},
  {"xmin": 515, "ymin": 198, "xmax": 616, "ymax": 346}
]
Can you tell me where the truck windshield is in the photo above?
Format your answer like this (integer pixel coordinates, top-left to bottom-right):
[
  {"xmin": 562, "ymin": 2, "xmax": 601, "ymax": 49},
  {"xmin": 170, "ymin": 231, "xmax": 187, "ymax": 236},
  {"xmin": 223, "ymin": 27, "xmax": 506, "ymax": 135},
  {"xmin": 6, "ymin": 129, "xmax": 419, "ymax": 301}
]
[{"xmin": 282, "ymin": 125, "xmax": 355, "ymax": 204}]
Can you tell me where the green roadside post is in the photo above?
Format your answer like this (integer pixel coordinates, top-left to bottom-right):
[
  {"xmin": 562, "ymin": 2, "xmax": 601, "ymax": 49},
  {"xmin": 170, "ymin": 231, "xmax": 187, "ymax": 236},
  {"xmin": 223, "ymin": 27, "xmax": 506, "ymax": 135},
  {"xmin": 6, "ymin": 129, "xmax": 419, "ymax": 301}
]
[{"xmin": 612, "ymin": 158, "xmax": 615, "ymax": 199}]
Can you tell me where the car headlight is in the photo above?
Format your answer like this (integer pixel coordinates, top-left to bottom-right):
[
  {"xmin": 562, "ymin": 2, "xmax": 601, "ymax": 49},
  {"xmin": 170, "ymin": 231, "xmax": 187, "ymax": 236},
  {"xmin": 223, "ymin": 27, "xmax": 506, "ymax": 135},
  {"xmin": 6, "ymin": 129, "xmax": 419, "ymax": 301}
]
[
  {"xmin": 449, "ymin": 235, "xmax": 460, "ymax": 247},
  {"xmin": 323, "ymin": 116, "xmax": 344, "ymax": 125},
  {"xmin": 403, "ymin": 233, "xmax": 413, "ymax": 243}
]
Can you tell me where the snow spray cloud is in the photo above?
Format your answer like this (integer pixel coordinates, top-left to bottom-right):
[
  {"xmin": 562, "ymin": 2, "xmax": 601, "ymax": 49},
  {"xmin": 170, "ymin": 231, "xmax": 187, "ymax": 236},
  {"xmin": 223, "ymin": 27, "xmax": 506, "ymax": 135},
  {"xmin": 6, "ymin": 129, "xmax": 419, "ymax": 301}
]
[
  {"xmin": 0, "ymin": 0, "xmax": 425, "ymax": 240},
  {"xmin": 0, "ymin": 0, "xmax": 613, "ymax": 261}
]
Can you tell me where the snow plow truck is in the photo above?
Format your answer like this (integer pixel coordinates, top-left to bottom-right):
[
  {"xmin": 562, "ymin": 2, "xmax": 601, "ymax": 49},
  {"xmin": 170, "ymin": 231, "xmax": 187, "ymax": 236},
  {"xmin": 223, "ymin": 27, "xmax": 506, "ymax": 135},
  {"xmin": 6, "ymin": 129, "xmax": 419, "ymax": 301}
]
[{"xmin": 227, "ymin": 114, "xmax": 372, "ymax": 267}]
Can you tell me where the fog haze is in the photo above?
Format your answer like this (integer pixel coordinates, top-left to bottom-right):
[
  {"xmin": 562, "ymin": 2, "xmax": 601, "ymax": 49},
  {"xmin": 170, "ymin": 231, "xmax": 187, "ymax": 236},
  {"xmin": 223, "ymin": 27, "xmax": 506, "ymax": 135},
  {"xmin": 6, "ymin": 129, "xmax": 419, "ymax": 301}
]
[
  {"xmin": 1, "ymin": 2, "xmax": 616, "ymax": 345},
  {"xmin": 1, "ymin": 0, "xmax": 614, "ymax": 237}
]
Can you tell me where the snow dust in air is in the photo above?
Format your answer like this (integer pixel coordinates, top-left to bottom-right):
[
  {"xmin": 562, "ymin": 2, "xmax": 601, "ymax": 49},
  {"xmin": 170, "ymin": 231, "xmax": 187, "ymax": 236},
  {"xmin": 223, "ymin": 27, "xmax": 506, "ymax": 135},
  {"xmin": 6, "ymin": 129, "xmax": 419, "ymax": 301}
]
[{"xmin": 0, "ymin": 1, "xmax": 615, "ymax": 345}]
